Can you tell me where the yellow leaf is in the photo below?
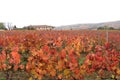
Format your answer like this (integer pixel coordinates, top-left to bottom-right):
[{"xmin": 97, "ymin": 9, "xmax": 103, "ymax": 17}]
[
  {"xmin": 29, "ymin": 77, "xmax": 32, "ymax": 80},
  {"xmin": 31, "ymin": 70, "xmax": 38, "ymax": 78},
  {"xmin": 80, "ymin": 70, "xmax": 85, "ymax": 75},
  {"xmin": 64, "ymin": 69, "xmax": 70, "ymax": 76},
  {"xmin": 111, "ymin": 75, "xmax": 115, "ymax": 79},
  {"xmin": 31, "ymin": 70, "xmax": 36, "ymax": 74},
  {"xmin": 39, "ymin": 63, "xmax": 43, "ymax": 67}
]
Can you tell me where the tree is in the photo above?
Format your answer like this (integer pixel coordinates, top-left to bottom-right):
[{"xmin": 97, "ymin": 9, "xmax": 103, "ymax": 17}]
[
  {"xmin": 13, "ymin": 25, "xmax": 17, "ymax": 30},
  {"xmin": 97, "ymin": 27, "xmax": 104, "ymax": 30},
  {"xmin": 118, "ymin": 28, "xmax": 120, "ymax": 30},
  {"xmin": 13, "ymin": 25, "xmax": 17, "ymax": 28},
  {"xmin": 97, "ymin": 26, "xmax": 115, "ymax": 30},
  {"xmin": 6, "ymin": 23, "xmax": 13, "ymax": 30},
  {"xmin": 0, "ymin": 23, "xmax": 7, "ymax": 30},
  {"xmin": 28, "ymin": 27, "xmax": 35, "ymax": 30},
  {"xmin": 109, "ymin": 27, "xmax": 114, "ymax": 30}
]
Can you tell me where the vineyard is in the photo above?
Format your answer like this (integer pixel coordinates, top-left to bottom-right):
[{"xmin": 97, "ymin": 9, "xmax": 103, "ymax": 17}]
[{"xmin": 0, "ymin": 30, "xmax": 120, "ymax": 80}]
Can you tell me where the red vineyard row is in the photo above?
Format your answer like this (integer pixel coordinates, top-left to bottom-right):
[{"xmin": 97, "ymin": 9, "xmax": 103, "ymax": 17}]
[{"xmin": 0, "ymin": 30, "xmax": 120, "ymax": 80}]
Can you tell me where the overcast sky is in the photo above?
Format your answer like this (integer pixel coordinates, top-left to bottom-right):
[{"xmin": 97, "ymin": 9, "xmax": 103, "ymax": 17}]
[{"xmin": 0, "ymin": 0, "xmax": 120, "ymax": 27}]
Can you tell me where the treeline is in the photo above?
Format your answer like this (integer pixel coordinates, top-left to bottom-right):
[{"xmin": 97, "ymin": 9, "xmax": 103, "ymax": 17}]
[
  {"xmin": 97, "ymin": 26, "xmax": 120, "ymax": 30},
  {"xmin": 1, "ymin": 22, "xmax": 120, "ymax": 31},
  {"xmin": 0, "ymin": 23, "xmax": 31, "ymax": 30},
  {"xmin": 0, "ymin": 23, "xmax": 17, "ymax": 30},
  {"xmin": 0, "ymin": 23, "xmax": 7, "ymax": 30},
  {"xmin": 0, "ymin": 22, "xmax": 55, "ymax": 30}
]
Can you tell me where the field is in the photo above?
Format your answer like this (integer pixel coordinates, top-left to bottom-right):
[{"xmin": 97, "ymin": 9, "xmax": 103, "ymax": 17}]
[{"xmin": 0, "ymin": 30, "xmax": 120, "ymax": 80}]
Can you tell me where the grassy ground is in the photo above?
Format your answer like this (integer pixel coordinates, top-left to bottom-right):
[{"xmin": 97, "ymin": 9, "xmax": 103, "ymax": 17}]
[{"xmin": 0, "ymin": 71, "xmax": 30, "ymax": 80}]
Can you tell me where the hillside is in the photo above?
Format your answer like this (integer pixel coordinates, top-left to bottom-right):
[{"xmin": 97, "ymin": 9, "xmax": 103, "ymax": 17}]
[{"xmin": 55, "ymin": 20, "xmax": 120, "ymax": 30}]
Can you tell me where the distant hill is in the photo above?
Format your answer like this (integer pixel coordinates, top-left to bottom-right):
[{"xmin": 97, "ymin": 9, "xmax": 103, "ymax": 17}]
[{"xmin": 55, "ymin": 20, "xmax": 120, "ymax": 30}]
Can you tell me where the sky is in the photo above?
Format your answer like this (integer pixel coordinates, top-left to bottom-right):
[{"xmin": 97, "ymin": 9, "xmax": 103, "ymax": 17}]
[{"xmin": 0, "ymin": 0, "xmax": 120, "ymax": 27}]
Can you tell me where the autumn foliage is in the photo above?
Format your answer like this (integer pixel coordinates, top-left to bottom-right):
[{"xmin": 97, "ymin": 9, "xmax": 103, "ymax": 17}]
[{"xmin": 0, "ymin": 30, "xmax": 120, "ymax": 80}]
